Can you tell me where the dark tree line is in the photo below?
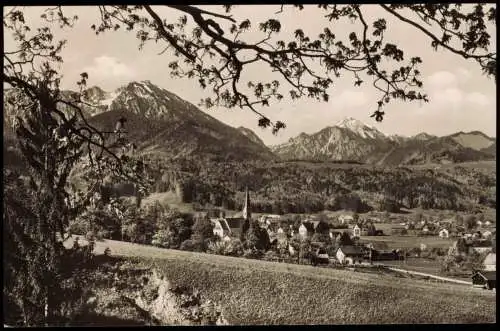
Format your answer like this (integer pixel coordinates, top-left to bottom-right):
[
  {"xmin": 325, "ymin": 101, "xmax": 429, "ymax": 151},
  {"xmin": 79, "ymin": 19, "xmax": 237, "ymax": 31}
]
[{"xmin": 140, "ymin": 158, "xmax": 495, "ymax": 214}]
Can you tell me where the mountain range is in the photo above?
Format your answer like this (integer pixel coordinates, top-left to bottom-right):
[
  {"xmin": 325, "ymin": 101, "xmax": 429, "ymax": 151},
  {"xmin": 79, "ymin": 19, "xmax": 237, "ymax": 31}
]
[
  {"xmin": 270, "ymin": 117, "xmax": 496, "ymax": 165},
  {"xmin": 3, "ymin": 80, "xmax": 496, "ymax": 166},
  {"xmin": 3, "ymin": 81, "xmax": 275, "ymax": 162}
]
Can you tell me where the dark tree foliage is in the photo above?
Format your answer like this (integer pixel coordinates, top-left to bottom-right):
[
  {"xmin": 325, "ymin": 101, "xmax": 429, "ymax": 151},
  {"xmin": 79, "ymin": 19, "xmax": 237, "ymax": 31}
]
[
  {"xmin": 465, "ymin": 215, "xmax": 477, "ymax": 231},
  {"xmin": 86, "ymin": 4, "xmax": 496, "ymax": 131},
  {"xmin": 146, "ymin": 157, "xmax": 495, "ymax": 214},
  {"xmin": 315, "ymin": 220, "xmax": 330, "ymax": 235},
  {"xmin": 338, "ymin": 231, "xmax": 354, "ymax": 246},
  {"xmin": 3, "ymin": 171, "xmax": 94, "ymax": 326},
  {"xmin": 3, "ymin": 8, "xmax": 149, "ymax": 326},
  {"xmin": 456, "ymin": 237, "xmax": 469, "ymax": 255},
  {"xmin": 240, "ymin": 218, "xmax": 250, "ymax": 242},
  {"xmin": 191, "ymin": 215, "xmax": 215, "ymax": 251},
  {"xmin": 245, "ymin": 221, "xmax": 271, "ymax": 251}
]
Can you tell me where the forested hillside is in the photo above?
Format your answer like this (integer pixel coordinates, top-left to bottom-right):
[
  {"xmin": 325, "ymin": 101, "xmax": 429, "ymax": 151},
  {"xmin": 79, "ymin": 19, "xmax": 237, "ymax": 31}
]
[{"xmin": 100, "ymin": 157, "xmax": 496, "ymax": 214}]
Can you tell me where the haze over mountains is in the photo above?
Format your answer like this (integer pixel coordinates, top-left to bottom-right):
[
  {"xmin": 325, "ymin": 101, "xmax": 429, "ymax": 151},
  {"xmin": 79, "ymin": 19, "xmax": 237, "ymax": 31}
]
[{"xmin": 3, "ymin": 80, "xmax": 496, "ymax": 166}]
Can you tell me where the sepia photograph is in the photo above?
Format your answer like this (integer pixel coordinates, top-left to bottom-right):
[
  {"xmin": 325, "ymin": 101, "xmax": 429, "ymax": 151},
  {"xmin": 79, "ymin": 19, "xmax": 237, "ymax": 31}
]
[{"xmin": 3, "ymin": 3, "xmax": 496, "ymax": 326}]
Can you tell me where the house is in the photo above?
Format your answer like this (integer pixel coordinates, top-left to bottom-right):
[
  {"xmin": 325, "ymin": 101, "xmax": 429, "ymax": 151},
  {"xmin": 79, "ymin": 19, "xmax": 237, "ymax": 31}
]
[
  {"xmin": 472, "ymin": 271, "xmax": 496, "ymax": 290},
  {"xmin": 298, "ymin": 224, "xmax": 308, "ymax": 239},
  {"xmin": 311, "ymin": 220, "xmax": 321, "ymax": 231},
  {"xmin": 482, "ymin": 230, "xmax": 493, "ymax": 240},
  {"xmin": 477, "ymin": 220, "xmax": 483, "ymax": 227},
  {"xmin": 439, "ymin": 228, "xmax": 449, "ymax": 238},
  {"xmin": 210, "ymin": 218, "xmax": 231, "ymax": 238},
  {"xmin": 339, "ymin": 214, "xmax": 354, "ymax": 224},
  {"xmin": 463, "ymin": 233, "xmax": 474, "ymax": 243},
  {"xmin": 484, "ymin": 220, "xmax": 492, "ymax": 227},
  {"xmin": 299, "ymin": 222, "xmax": 315, "ymax": 239},
  {"xmin": 414, "ymin": 223, "xmax": 424, "ymax": 231},
  {"xmin": 277, "ymin": 227, "xmax": 284, "ymax": 235},
  {"xmin": 352, "ymin": 224, "xmax": 361, "ymax": 238},
  {"xmin": 483, "ymin": 252, "xmax": 496, "ymax": 271},
  {"xmin": 260, "ymin": 214, "xmax": 281, "ymax": 226},
  {"xmin": 336, "ymin": 246, "xmax": 365, "ymax": 265},
  {"xmin": 422, "ymin": 225, "xmax": 429, "ymax": 234}
]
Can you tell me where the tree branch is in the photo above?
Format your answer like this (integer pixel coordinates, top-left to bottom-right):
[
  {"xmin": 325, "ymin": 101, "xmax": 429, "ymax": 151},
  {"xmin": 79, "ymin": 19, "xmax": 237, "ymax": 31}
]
[
  {"xmin": 380, "ymin": 4, "xmax": 493, "ymax": 60},
  {"xmin": 143, "ymin": 5, "xmax": 196, "ymax": 62}
]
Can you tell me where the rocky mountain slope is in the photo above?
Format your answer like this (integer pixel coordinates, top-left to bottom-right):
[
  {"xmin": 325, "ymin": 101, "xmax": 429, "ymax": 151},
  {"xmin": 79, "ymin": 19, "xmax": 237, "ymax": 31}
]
[
  {"xmin": 3, "ymin": 81, "xmax": 276, "ymax": 162},
  {"xmin": 237, "ymin": 127, "xmax": 266, "ymax": 148},
  {"xmin": 3, "ymin": 84, "xmax": 495, "ymax": 166},
  {"xmin": 270, "ymin": 117, "xmax": 496, "ymax": 165}
]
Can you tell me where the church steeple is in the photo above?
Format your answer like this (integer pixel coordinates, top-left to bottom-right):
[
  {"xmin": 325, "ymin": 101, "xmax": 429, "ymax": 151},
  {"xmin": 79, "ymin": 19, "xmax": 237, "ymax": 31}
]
[{"xmin": 242, "ymin": 186, "xmax": 251, "ymax": 221}]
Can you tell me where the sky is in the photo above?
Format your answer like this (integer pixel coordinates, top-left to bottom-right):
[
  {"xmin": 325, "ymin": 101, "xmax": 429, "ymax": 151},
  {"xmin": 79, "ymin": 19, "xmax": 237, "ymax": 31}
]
[{"xmin": 3, "ymin": 5, "xmax": 497, "ymax": 145}]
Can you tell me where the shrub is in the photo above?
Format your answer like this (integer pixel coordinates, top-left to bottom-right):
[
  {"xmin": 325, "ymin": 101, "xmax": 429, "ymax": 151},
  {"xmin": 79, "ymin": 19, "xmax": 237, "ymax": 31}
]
[
  {"xmin": 207, "ymin": 240, "xmax": 230, "ymax": 255},
  {"xmin": 242, "ymin": 248, "xmax": 264, "ymax": 259},
  {"xmin": 151, "ymin": 229, "xmax": 175, "ymax": 248},
  {"xmin": 263, "ymin": 250, "xmax": 280, "ymax": 262},
  {"xmin": 225, "ymin": 239, "xmax": 244, "ymax": 257},
  {"xmin": 180, "ymin": 239, "xmax": 197, "ymax": 251}
]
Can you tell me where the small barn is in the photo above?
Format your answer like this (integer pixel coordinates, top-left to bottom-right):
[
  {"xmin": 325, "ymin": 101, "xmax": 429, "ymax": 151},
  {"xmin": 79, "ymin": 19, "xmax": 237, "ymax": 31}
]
[
  {"xmin": 472, "ymin": 271, "xmax": 496, "ymax": 290},
  {"xmin": 352, "ymin": 224, "xmax": 361, "ymax": 238},
  {"xmin": 439, "ymin": 228, "xmax": 449, "ymax": 238},
  {"xmin": 336, "ymin": 246, "xmax": 364, "ymax": 265},
  {"xmin": 339, "ymin": 214, "xmax": 354, "ymax": 224},
  {"xmin": 483, "ymin": 252, "xmax": 496, "ymax": 271}
]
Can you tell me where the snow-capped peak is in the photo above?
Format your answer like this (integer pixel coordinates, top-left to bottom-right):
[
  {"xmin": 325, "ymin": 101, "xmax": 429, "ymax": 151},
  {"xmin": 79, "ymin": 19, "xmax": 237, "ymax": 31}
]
[
  {"xmin": 335, "ymin": 117, "xmax": 385, "ymax": 139},
  {"xmin": 336, "ymin": 117, "xmax": 372, "ymax": 129}
]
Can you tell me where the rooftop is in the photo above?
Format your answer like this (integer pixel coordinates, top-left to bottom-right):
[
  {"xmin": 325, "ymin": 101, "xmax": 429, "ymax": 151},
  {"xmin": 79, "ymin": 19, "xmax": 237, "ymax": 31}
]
[
  {"xmin": 474, "ymin": 271, "xmax": 496, "ymax": 281},
  {"xmin": 339, "ymin": 245, "xmax": 365, "ymax": 256}
]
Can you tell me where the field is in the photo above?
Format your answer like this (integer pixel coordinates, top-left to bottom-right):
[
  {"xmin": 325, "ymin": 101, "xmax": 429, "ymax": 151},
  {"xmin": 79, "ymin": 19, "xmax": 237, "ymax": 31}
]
[
  {"xmin": 65, "ymin": 236, "xmax": 496, "ymax": 325},
  {"xmin": 379, "ymin": 258, "xmax": 446, "ymax": 274},
  {"xmin": 359, "ymin": 233, "xmax": 455, "ymax": 249}
]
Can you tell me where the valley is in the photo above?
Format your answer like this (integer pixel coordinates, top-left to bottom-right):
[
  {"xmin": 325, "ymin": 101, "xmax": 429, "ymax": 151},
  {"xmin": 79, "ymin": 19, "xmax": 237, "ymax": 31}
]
[{"xmin": 4, "ymin": 80, "xmax": 496, "ymax": 326}]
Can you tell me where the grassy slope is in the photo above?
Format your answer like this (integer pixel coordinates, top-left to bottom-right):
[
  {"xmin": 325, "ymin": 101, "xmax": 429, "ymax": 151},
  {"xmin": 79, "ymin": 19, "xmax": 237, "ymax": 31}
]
[{"xmin": 68, "ymin": 237, "xmax": 496, "ymax": 325}]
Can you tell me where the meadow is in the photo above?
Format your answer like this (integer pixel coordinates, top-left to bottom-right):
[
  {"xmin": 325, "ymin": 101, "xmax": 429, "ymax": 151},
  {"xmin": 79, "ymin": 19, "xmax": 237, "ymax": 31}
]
[
  {"xmin": 358, "ymin": 233, "xmax": 455, "ymax": 249},
  {"xmin": 65, "ymin": 236, "xmax": 496, "ymax": 325}
]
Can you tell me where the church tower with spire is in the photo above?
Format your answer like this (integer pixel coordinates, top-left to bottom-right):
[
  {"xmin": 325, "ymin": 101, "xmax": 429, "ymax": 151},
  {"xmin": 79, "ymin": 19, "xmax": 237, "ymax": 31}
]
[{"xmin": 242, "ymin": 186, "xmax": 251, "ymax": 221}]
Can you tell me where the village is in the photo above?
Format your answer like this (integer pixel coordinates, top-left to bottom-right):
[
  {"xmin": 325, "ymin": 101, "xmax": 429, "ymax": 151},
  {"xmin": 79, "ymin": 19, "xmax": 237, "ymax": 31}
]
[{"xmin": 205, "ymin": 190, "xmax": 496, "ymax": 291}]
